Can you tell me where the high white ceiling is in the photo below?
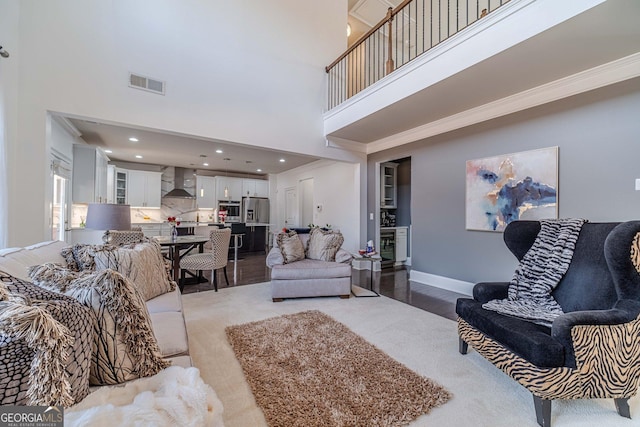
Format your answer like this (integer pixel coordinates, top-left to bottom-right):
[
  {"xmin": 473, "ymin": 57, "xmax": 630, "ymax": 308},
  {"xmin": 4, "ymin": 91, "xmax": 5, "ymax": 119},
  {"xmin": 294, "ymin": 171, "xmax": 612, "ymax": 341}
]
[{"xmin": 66, "ymin": 117, "xmax": 318, "ymax": 176}]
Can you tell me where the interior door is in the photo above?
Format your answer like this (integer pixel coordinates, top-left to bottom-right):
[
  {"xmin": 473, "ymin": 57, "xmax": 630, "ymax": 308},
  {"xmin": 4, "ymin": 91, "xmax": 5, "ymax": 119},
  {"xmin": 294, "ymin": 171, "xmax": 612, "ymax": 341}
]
[{"xmin": 284, "ymin": 187, "xmax": 298, "ymax": 228}]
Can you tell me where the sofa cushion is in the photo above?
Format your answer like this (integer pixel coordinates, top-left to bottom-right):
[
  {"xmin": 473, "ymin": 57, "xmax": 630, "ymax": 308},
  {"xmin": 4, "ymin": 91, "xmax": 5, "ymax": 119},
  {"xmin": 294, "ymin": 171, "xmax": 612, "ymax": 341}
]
[
  {"xmin": 306, "ymin": 227, "xmax": 344, "ymax": 262},
  {"xmin": 24, "ymin": 241, "xmax": 68, "ymax": 266},
  {"xmin": 146, "ymin": 288, "xmax": 183, "ymax": 314},
  {"xmin": 149, "ymin": 311, "xmax": 190, "ymax": 358},
  {"xmin": 93, "ymin": 240, "xmax": 176, "ymax": 301},
  {"xmin": 29, "ymin": 266, "xmax": 170, "ymax": 385},
  {"xmin": 0, "ymin": 272, "xmax": 93, "ymax": 406},
  {"xmin": 456, "ymin": 298, "xmax": 565, "ymax": 368},
  {"xmin": 276, "ymin": 231, "xmax": 306, "ymax": 264},
  {"xmin": 271, "ymin": 259, "xmax": 352, "ymax": 280},
  {"xmin": 0, "ymin": 249, "xmax": 42, "ymax": 280}
]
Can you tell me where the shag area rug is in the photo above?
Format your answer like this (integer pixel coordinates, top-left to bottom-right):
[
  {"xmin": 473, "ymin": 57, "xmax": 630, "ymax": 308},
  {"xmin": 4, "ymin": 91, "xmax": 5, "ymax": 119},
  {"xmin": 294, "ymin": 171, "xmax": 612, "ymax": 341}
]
[{"xmin": 225, "ymin": 310, "xmax": 451, "ymax": 427}]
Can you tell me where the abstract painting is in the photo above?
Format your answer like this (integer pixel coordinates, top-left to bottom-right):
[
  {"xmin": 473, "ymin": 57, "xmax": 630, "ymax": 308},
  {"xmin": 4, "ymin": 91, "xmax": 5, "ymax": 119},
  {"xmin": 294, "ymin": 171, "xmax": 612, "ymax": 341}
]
[{"xmin": 466, "ymin": 147, "xmax": 558, "ymax": 232}]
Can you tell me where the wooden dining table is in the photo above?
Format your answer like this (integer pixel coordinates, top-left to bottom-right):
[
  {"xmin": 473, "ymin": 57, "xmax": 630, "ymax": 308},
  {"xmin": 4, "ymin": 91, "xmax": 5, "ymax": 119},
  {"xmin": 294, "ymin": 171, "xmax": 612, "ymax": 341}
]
[{"xmin": 153, "ymin": 235, "xmax": 210, "ymax": 283}]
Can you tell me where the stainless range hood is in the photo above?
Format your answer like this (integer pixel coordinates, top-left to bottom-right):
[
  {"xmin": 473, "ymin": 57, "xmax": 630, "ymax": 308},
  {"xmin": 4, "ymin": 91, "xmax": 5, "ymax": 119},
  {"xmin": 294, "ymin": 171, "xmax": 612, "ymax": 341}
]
[{"xmin": 164, "ymin": 167, "xmax": 195, "ymax": 199}]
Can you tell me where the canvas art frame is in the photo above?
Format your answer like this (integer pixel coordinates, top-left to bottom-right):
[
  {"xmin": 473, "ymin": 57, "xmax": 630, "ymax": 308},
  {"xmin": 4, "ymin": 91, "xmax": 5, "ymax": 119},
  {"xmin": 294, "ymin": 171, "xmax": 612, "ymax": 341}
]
[{"xmin": 465, "ymin": 146, "xmax": 558, "ymax": 232}]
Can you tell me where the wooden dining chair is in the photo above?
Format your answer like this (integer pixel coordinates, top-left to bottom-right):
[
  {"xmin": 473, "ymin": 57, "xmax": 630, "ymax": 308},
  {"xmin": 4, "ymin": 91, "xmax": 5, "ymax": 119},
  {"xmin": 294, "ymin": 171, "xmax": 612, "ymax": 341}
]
[{"xmin": 179, "ymin": 228, "xmax": 231, "ymax": 292}]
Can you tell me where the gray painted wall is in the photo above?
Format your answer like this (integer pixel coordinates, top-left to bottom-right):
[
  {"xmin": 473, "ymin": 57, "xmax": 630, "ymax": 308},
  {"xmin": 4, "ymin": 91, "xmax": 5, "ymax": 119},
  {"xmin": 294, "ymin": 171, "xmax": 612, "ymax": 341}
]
[
  {"xmin": 368, "ymin": 78, "xmax": 640, "ymax": 285},
  {"xmin": 396, "ymin": 158, "xmax": 412, "ymax": 228}
]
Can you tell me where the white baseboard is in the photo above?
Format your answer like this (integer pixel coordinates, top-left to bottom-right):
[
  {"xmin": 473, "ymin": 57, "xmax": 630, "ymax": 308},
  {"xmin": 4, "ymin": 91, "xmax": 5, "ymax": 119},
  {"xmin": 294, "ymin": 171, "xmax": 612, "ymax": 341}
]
[{"xmin": 409, "ymin": 270, "xmax": 474, "ymax": 296}]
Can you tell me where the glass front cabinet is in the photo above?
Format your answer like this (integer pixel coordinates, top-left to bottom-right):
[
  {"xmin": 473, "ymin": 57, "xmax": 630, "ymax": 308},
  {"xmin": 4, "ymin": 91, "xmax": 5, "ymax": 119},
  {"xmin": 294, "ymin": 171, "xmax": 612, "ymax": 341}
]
[{"xmin": 380, "ymin": 162, "xmax": 398, "ymax": 209}]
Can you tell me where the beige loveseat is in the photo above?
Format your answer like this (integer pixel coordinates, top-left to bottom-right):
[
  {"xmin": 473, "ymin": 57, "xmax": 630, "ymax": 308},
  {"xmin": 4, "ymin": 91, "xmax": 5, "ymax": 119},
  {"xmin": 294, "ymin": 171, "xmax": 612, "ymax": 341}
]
[
  {"xmin": 0, "ymin": 240, "xmax": 191, "ymax": 403},
  {"xmin": 266, "ymin": 229, "xmax": 352, "ymax": 301}
]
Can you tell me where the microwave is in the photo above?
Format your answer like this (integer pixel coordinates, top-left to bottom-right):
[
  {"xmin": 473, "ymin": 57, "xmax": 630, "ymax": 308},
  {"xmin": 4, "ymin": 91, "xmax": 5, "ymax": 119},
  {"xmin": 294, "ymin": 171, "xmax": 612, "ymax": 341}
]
[{"xmin": 218, "ymin": 201, "xmax": 241, "ymax": 222}]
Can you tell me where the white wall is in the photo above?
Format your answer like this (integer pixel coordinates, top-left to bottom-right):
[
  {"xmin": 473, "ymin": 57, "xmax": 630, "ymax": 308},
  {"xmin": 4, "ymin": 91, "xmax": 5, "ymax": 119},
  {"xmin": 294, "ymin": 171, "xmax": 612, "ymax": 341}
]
[
  {"xmin": 49, "ymin": 116, "xmax": 77, "ymax": 161},
  {"xmin": 1, "ymin": 0, "xmax": 21, "ymax": 248},
  {"xmin": 273, "ymin": 160, "xmax": 361, "ymax": 253},
  {"xmin": 7, "ymin": 0, "xmax": 367, "ymax": 246}
]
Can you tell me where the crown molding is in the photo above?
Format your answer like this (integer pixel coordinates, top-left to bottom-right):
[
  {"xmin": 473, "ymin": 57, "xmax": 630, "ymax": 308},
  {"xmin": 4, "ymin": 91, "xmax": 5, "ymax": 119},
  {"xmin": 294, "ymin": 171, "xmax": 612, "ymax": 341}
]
[
  {"xmin": 325, "ymin": 136, "xmax": 367, "ymax": 153},
  {"xmin": 51, "ymin": 114, "xmax": 82, "ymax": 138},
  {"xmin": 366, "ymin": 52, "xmax": 640, "ymax": 154}
]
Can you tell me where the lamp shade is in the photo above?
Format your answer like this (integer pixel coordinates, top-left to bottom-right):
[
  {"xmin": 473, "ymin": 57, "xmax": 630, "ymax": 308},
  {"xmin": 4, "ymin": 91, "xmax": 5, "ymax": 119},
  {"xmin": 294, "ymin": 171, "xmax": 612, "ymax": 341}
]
[{"xmin": 85, "ymin": 203, "xmax": 131, "ymax": 231}]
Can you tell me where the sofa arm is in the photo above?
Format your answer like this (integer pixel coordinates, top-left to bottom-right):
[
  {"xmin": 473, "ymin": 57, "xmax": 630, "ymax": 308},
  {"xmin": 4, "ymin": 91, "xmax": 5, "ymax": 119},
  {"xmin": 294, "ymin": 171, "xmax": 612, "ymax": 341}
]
[
  {"xmin": 473, "ymin": 282, "xmax": 510, "ymax": 303},
  {"xmin": 266, "ymin": 246, "xmax": 284, "ymax": 268},
  {"xmin": 335, "ymin": 249, "xmax": 353, "ymax": 264},
  {"xmin": 552, "ymin": 299, "xmax": 640, "ymax": 368}
]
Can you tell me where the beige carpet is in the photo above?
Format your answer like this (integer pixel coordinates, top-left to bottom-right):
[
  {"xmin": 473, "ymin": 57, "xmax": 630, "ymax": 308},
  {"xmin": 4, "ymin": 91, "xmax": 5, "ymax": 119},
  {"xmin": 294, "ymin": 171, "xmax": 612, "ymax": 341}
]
[
  {"xmin": 225, "ymin": 310, "xmax": 450, "ymax": 427},
  {"xmin": 181, "ymin": 283, "xmax": 640, "ymax": 427}
]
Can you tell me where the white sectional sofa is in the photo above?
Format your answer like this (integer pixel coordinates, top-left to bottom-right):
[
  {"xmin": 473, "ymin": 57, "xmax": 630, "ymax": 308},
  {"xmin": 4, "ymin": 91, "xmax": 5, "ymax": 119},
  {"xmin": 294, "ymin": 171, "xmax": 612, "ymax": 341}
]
[{"xmin": 0, "ymin": 240, "xmax": 191, "ymax": 368}]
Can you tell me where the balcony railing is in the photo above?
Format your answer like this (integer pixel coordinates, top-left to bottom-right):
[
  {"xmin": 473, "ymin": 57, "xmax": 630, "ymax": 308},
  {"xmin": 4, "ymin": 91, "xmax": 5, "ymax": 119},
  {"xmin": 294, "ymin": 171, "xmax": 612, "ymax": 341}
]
[{"xmin": 326, "ymin": 0, "xmax": 511, "ymax": 110}]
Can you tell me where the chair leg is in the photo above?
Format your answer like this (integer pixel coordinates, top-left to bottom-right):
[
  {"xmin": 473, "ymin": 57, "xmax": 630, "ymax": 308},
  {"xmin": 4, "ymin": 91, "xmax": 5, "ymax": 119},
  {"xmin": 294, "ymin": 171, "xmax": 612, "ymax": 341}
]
[
  {"xmin": 615, "ymin": 398, "xmax": 631, "ymax": 418},
  {"xmin": 212, "ymin": 269, "xmax": 218, "ymax": 292},
  {"xmin": 223, "ymin": 266, "xmax": 230, "ymax": 287},
  {"xmin": 533, "ymin": 395, "xmax": 551, "ymax": 427},
  {"xmin": 179, "ymin": 269, "xmax": 186, "ymax": 292},
  {"xmin": 459, "ymin": 337, "xmax": 468, "ymax": 354}
]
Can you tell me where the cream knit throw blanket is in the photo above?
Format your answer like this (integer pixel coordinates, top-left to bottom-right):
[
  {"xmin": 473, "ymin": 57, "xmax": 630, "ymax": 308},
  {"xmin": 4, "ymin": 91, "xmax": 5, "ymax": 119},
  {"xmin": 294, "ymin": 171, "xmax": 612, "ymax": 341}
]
[
  {"xmin": 483, "ymin": 218, "xmax": 586, "ymax": 327},
  {"xmin": 65, "ymin": 366, "xmax": 224, "ymax": 427}
]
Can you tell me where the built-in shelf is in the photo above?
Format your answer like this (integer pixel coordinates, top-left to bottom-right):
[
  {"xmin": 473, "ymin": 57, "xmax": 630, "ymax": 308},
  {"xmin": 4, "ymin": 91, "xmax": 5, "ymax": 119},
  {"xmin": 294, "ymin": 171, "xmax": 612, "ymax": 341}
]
[{"xmin": 380, "ymin": 162, "xmax": 398, "ymax": 209}]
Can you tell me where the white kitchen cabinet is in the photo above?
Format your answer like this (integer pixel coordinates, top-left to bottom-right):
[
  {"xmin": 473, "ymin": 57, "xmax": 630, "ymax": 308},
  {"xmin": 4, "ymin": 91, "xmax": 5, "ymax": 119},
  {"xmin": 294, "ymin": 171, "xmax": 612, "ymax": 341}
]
[
  {"xmin": 242, "ymin": 178, "xmax": 269, "ymax": 198},
  {"xmin": 127, "ymin": 170, "xmax": 162, "ymax": 207},
  {"xmin": 196, "ymin": 176, "xmax": 217, "ymax": 209},
  {"xmin": 396, "ymin": 226, "xmax": 408, "ymax": 263},
  {"xmin": 216, "ymin": 176, "xmax": 243, "ymax": 201},
  {"xmin": 72, "ymin": 145, "xmax": 109, "ymax": 204},
  {"xmin": 255, "ymin": 179, "xmax": 269, "ymax": 197}
]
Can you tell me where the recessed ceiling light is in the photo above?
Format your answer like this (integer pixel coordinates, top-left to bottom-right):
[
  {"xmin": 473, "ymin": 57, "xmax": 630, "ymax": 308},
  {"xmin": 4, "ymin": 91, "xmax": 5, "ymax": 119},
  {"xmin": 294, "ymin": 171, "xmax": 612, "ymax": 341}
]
[
  {"xmin": 203, "ymin": 163, "xmax": 209, "ymax": 166},
  {"xmin": 135, "ymin": 155, "xmax": 143, "ymax": 159},
  {"xmin": 104, "ymin": 149, "xmax": 113, "ymax": 154},
  {"xmin": 215, "ymin": 149, "xmax": 223, "ymax": 154},
  {"xmin": 279, "ymin": 158, "xmax": 285, "ymax": 163},
  {"xmin": 129, "ymin": 137, "xmax": 139, "ymax": 142},
  {"xmin": 256, "ymin": 169, "xmax": 262, "ymax": 172}
]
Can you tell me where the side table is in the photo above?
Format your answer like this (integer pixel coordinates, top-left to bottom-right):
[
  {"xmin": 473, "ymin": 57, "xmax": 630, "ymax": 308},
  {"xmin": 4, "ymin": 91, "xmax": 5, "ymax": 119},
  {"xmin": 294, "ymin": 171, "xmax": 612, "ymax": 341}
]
[{"xmin": 351, "ymin": 253, "xmax": 381, "ymax": 297}]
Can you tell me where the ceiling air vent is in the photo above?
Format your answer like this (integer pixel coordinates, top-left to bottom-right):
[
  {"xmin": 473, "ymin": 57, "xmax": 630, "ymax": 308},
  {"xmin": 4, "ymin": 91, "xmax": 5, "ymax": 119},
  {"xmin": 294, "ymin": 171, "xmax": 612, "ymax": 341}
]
[{"xmin": 129, "ymin": 72, "xmax": 165, "ymax": 95}]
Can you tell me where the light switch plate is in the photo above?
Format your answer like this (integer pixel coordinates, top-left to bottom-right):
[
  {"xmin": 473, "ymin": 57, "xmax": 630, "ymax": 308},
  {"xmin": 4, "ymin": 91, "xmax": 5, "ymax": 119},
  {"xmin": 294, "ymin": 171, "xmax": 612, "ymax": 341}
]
[
  {"xmin": 369, "ymin": 213, "xmax": 374, "ymax": 220},
  {"xmin": 636, "ymin": 179, "xmax": 640, "ymax": 191}
]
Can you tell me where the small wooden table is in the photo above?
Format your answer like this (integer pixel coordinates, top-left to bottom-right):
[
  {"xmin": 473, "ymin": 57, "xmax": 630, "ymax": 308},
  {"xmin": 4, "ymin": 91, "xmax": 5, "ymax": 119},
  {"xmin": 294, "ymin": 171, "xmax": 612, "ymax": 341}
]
[{"xmin": 154, "ymin": 235, "xmax": 209, "ymax": 283}]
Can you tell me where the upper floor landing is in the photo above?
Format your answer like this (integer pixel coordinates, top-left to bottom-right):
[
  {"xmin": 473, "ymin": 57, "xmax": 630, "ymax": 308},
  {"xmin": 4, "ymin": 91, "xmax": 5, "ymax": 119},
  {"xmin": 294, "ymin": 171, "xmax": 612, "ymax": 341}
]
[{"xmin": 323, "ymin": 0, "xmax": 640, "ymax": 154}]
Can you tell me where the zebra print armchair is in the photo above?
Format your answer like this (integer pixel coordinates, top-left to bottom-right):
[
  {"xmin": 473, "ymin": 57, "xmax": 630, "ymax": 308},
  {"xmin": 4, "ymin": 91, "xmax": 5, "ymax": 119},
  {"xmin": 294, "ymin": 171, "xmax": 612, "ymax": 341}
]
[{"xmin": 456, "ymin": 220, "xmax": 640, "ymax": 427}]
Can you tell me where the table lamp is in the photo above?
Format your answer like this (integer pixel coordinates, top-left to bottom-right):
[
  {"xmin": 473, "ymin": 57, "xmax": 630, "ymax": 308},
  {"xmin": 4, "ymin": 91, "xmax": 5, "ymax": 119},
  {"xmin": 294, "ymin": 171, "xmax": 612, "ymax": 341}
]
[{"xmin": 85, "ymin": 203, "xmax": 131, "ymax": 243}]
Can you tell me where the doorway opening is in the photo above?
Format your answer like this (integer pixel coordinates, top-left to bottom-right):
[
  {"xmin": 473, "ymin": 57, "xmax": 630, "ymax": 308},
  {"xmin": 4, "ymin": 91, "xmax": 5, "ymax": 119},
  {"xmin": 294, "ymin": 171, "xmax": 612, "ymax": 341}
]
[{"xmin": 377, "ymin": 157, "xmax": 411, "ymax": 269}]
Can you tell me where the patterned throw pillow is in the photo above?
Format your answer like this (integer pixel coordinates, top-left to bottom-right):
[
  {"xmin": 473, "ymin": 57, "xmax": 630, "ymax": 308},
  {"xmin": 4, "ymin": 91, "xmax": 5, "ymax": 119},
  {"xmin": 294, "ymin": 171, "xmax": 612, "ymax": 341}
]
[
  {"xmin": 60, "ymin": 243, "xmax": 104, "ymax": 271},
  {"xmin": 306, "ymin": 227, "xmax": 344, "ymax": 262},
  {"xmin": 0, "ymin": 271, "xmax": 93, "ymax": 407},
  {"xmin": 276, "ymin": 231, "xmax": 306, "ymax": 264},
  {"xmin": 29, "ymin": 267, "xmax": 170, "ymax": 386},
  {"xmin": 632, "ymin": 232, "xmax": 640, "ymax": 274},
  {"xmin": 92, "ymin": 240, "xmax": 175, "ymax": 301}
]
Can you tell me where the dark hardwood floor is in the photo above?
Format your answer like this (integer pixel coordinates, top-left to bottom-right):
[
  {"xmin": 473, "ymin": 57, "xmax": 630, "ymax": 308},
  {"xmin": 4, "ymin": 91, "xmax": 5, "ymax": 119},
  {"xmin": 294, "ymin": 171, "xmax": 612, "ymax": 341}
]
[{"xmin": 181, "ymin": 252, "xmax": 466, "ymax": 321}]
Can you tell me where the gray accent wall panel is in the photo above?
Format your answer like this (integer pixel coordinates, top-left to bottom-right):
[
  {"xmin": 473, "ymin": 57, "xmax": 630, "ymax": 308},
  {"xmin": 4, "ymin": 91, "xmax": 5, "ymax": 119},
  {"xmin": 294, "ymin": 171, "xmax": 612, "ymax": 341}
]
[{"xmin": 368, "ymin": 78, "xmax": 640, "ymax": 284}]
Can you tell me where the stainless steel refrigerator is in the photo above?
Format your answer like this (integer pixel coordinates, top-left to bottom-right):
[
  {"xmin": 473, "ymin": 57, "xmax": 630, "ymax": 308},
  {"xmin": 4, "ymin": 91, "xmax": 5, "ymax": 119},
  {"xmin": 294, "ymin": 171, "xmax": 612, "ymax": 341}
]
[{"xmin": 242, "ymin": 197, "xmax": 270, "ymax": 224}]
